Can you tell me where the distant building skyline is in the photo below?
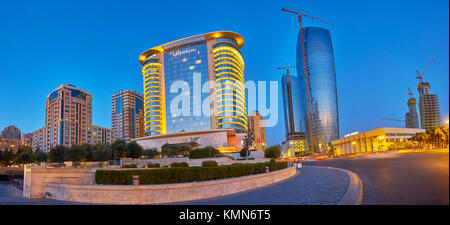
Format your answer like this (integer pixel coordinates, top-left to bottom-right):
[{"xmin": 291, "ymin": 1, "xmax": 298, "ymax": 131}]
[{"xmin": 0, "ymin": 1, "xmax": 448, "ymax": 147}]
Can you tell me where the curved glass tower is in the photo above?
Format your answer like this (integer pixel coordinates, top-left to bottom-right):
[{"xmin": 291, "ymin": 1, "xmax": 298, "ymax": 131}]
[
  {"xmin": 296, "ymin": 27, "xmax": 339, "ymax": 153},
  {"xmin": 138, "ymin": 31, "xmax": 247, "ymax": 136}
]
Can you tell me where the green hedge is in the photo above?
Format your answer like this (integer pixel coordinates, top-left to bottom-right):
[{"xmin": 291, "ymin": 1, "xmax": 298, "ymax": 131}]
[
  {"xmin": 170, "ymin": 162, "xmax": 189, "ymax": 167},
  {"xmin": 95, "ymin": 161, "xmax": 288, "ymax": 185},
  {"xmin": 201, "ymin": 160, "xmax": 218, "ymax": 167},
  {"xmin": 147, "ymin": 163, "xmax": 160, "ymax": 168},
  {"xmin": 189, "ymin": 147, "xmax": 220, "ymax": 159},
  {"xmin": 121, "ymin": 164, "xmax": 137, "ymax": 168}
]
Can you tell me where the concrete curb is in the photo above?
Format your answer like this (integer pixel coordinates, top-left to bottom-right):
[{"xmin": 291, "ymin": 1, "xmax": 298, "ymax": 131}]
[{"xmin": 306, "ymin": 166, "xmax": 363, "ymax": 205}]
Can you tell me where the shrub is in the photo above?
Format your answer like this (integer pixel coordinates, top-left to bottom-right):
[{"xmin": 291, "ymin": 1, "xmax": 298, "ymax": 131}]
[
  {"xmin": 202, "ymin": 160, "xmax": 218, "ymax": 167},
  {"xmin": 264, "ymin": 145, "xmax": 281, "ymax": 159},
  {"xmin": 147, "ymin": 163, "xmax": 160, "ymax": 168},
  {"xmin": 240, "ymin": 148, "xmax": 251, "ymax": 158},
  {"xmin": 95, "ymin": 161, "xmax": 288, "ymax": 185},
  {"xmin": 189, "ymin": 146, "xmax": 220, "ymax": 159},
  {"xmin": 170, "ymin": 162, "xmax": 189, "ymax": 167},
  {"xmin": 121, "ymin": 164, "xmax": 137, "ymax": 168}
]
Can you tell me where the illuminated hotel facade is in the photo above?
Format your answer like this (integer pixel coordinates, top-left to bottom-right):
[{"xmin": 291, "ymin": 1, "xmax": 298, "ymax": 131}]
[{"xmin": 138, "ymin": 31, "xmax": 247, "ymax": 137}]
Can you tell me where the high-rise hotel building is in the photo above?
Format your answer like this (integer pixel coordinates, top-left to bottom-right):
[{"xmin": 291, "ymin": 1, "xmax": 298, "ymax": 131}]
[
  {"xmin": 45, "ymin": 84, "xmax": 93, "ymax": 150},
  {"xmin": 138, "ymin": 31, "xmax": 247, "ymax": 136},
  {"xmin": 112, "ymin": 90, "xmax": 144, "ymax": 140}
]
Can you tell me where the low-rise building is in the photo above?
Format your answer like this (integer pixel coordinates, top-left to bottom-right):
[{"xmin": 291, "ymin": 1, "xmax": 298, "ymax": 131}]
[
  {"xmin": 133, "ymin": 129, "xmax": 245, "ymax": 153},
  {"xmin": 21, "ymin": 133, "xmax": 33, "ymax": 148},
  {"xmin": 87, "ymin": 125, "xmax": 113, "ymax": 144},
  {"xmin": 0, "ymin": 138, "xmax": 21, "ymax": 152},
  {"xmin": 248, "ymin": 111, "xmax": 267, "ymax": 151},
  {"xmin": 332, "ymin": 127, "xmax": 425, "ymax": 156},
  {"xmin": 281, "ymin": 135, "xmax": 306, "ymax": 158}
]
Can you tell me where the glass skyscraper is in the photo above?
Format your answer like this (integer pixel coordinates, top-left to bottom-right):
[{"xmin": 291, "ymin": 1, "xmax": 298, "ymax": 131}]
[
  {"xmin": 296, "ymin": 27, "xmax": 339, "ymax": 153},
  {"xmin": 138, "ymin": 31, "xmax": 247, "ymax": 136}
]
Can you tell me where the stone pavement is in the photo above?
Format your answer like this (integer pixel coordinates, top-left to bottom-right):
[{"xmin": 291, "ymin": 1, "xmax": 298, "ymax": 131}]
[
  {"xmin": 0, "ymin": 181, "xmax": 83, "ymax": 205},
  {"xmin": 165, "ymin": 166, "xmax": 350, "ymax": 205},
  {"xmin": 0, "ymin": 166, "xmax": 351, "ymax": 205}
]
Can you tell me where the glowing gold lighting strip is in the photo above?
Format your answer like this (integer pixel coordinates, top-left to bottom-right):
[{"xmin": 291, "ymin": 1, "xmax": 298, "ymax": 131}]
[
  {"xmin": 215, "ymin": 66, "xmax": 243, "ymax": 76},
  {"xmin": 216, "ymin": 93, "xmax": 246, "ymax": 105},
  {"xmin": 217, "ymin": 98, "xmax": 246, "ymax": 110},
  {"xmin": 212, "ymin": 43, "xmax": 247, "ymax": 132},
  {"xmin": 214, "ymin": 62, "xmax": 243, "ymax": 74},
  {"xmin": 142, "ymin": 61, "xmax": 165, "ymax": 135},
  {"xmin": 216, "ymin": 77, "xmax": 245, "ymax": 90},
  {"xmin": 217, "ymin": 110, "xmax": 247, "ymax": 118},
  {"xmin": 217, "ymin": 104, "xmax": 247, "ymax": 114},
  {"xmin": 217, "ymin": 115, "xmax": 248, "ymax": 125},
  {"xmin": 212, "ymin": 47, "xmax": 244, "ymax": 67},
  {"xmin": 217, "ymin": 121, "xmax": 248, "ymax": 130},
  {"xmin": 215, "ymin": 71, "xmax": 244, "ymax": 83},
  {"xmin": 214, "ymin": 56, "xmax": 243, "ymax": 69},
  {"xmin": 216, "ymin": 87, "xmax": 245, "ymax": 99},
  {"xmin": 216, "ymin": 81, "xmax": 245, "ymax": 93}
]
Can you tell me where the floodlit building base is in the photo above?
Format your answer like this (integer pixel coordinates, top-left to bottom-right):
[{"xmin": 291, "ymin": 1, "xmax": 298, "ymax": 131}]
[
  {"xmin": 333, "ymin": 127, "xmax": 425, "ymax": 156},
  {"xmin": 132, "ymin": 129, "xmax": 245, "ymax": 153}
]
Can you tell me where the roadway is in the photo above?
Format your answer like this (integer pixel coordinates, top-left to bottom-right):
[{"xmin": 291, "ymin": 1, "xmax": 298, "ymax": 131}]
[{"xmin": 304, "ymin": 151, "xmax": 449, "ymax": 205}]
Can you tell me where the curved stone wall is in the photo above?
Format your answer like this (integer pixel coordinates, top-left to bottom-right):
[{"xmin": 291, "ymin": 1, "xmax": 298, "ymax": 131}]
[{"xmin": 44, "ymin": 167, "xmax": 297, "ymax": 204}]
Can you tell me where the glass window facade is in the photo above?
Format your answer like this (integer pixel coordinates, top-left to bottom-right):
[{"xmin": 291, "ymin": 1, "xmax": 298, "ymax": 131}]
[
  {"xmin": 296, "ymin": 27, "xmax": 339, "ymax": 153},
  {"xmin": 163, "ymin": 42, "xmax": 211, "ymax": 134}
]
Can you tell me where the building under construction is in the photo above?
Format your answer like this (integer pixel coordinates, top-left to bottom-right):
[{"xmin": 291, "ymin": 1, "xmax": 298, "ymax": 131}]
[
  {"xmin": 418, "ymin": 82, "xmax": 441, "ymax": 129},
  {"xmin": 405, "ymin": 89, "xmax": 419, "ymax": 128}
]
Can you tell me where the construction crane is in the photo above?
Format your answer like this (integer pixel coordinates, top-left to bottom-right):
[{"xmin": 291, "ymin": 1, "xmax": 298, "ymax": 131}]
[
  {"xmin": 408, "ymin": 88, "xmax": 414, "ymax": 98},
  {"xmin": 281, "ymin": 8, "xmax": 334, "ymax": 155},
  {"xmin": 278, "ymin": 65, "xmax": 296, "ymax": 136},
  {"xmin": 416, "ymin": 58, "xmax": 435, "ymax": 82},
  {"xmin": 382, "ymin": 118, "xmax": 405, "ymax": 122}
]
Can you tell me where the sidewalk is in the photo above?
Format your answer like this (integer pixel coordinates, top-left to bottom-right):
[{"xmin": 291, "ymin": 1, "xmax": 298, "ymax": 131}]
[{"xmin": 168, "ymin": 166, "xmax": 350, "ymax": 205}]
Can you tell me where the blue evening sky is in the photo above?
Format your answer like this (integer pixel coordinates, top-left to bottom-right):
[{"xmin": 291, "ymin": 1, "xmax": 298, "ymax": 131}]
[{"xmin": 0, "ymin": 0, "xmax": 448, "ymax": 146}]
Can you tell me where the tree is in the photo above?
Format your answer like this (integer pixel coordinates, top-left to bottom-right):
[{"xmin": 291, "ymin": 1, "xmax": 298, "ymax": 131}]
[
  {"xmin": 17, "ymin": 152, "xmax": 32, "ymax": 164},
  {"xmin": 64, "ymin": 145, "xmax": 82, "ymax": 162},
  {"xmin": 35, "ymin": 151, "xmax": 48, "ymax": 162},
  {"xmin": 49, "ymin": 145, "xmax": 67, "ymax": 163},
  {"xmin": 111, "ymin": 139, "xmax": 127, "ymax": 159},
  {"xmin": 142, "ymin": 148, "xmax": 160, "ymax": 159},
  {"xmin": 240, "ymin": 131, "xmax": 255, "ymax": 160},
  {"xmin": 240, "ymin": 148, "xmax": 251, "ymax": 158},
  {"xmin": 126, "ymin": 141, "xmax": 143, "ymax": 158},
  {"xmin": 264, "ymin": 145, "xmax": 281, "ymax": 159}
]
